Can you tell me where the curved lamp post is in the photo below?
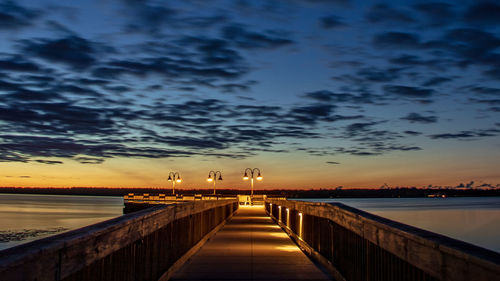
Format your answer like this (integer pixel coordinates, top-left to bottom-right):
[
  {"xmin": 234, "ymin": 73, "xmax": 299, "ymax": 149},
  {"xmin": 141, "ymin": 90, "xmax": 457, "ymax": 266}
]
[
  {"xmin": 167, "ymin": 172, "xmax": 182, "ymax": 194},
  {"xmin": 207, "ymin": 170, "xmax": 223, "ymax": 195},
  {"xmin": 243, "ymin": 168, "xmax": 262, "ymax": 203}
]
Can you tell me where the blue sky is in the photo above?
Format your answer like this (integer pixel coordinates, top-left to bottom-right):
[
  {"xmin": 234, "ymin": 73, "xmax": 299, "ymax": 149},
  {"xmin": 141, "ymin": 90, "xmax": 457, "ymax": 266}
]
[{"xmin": 0, "ymin": 0, "xmax": 499, "ymax": 188}]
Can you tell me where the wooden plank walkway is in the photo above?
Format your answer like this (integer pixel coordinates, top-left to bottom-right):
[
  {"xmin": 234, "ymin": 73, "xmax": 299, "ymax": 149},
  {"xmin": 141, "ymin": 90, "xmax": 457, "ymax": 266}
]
[{"xmin": 171, "ymin": 205, "xmax": 331, "ymax": 281}]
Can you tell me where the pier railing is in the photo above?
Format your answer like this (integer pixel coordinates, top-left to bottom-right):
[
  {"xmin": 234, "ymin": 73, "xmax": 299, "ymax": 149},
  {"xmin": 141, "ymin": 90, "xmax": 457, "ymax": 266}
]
[
  {"xmin": 265, "ymin": 199, "xmax": 500, "ymax": 281},
  {"xmin": 0, "ymin": 199, "xmax": 238, "ymax": 281}
]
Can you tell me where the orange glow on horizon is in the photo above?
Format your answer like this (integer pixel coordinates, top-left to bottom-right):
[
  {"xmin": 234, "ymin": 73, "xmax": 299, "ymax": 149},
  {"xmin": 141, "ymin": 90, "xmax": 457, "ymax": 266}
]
[{"xmin": 0, "ymin": 149, "xmax": 498, "ymax": 189}]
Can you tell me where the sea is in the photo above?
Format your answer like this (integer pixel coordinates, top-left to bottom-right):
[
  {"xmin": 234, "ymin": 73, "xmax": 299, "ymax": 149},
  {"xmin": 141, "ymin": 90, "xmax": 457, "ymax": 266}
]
[
  {"xmin": 0, "ymin": 194, "xmax": 499, "ymax": 253},
  {"xmin": 295, "ymin": 197, "xmax": 500, "ymax": 253},
  {"xmin": 0, "ymin": 193, "xmax": 123, "ymax": 251}
]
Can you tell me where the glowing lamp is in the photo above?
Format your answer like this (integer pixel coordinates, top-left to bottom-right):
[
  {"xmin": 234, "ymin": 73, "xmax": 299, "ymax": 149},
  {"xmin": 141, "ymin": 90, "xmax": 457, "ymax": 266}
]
[
  {"xmin": 207, "ymin": 176, "xmax": 213, "ymax": 182},
  {"xmin": 176, "ymin": 178, "xmax": 182, "ymax": 183},
  {"xmin": 256, "ymin": 174, "xmax": 263, "ymax": 181},
  {"xmin": 243, "ymin": 174, "xmax": 249, "ymax": 180}
]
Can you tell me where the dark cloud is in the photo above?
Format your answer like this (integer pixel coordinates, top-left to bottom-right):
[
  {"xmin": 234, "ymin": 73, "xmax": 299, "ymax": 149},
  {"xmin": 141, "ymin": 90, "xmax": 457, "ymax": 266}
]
[
  {"xmin": 400, "ymin": 113, "xmax": 437, "ymax": 124},
  {"xmin": 373, "ymin": 28, "xmax": 499, "ymax": 79},
  {"xmin": 319, "ymin": 15, "xmax": 345, "ymax": 28},
  {"xmin": 469, "ymin": 98, "xmax": 500, "ymax": 106},
  {"xmin": 1, "ymin": 88, "xmax": 342, "ymax": 163},
  {"xmin": 90, "ymin": 36, "xmax": 249, "ymax": 84},
  {"xmin": 383, "ymin": 85, "xmax": 434, "ymax": 99},
  {"xmin": 326, "ymin": 161, "xmax": 340, "ymax": 164},
  {"xmin": 34, "ymin": 159, "xmax": 63, "ymax": 165},
  {"xmin": 286, "ymin": 104, "xmax": 336, "ymax": 125},
  {"xmin": 2, "ymin": 0, "xmax": 496, "ymax": 167},
  {"xmin": 0, "ymin": 134, "xmax": 200, "ymax": 164},
  {"xmin": 422, "ymin": 77, "xmax": 452, "ymax": 87},
  {"xmin": 298, "ymin": 0, "xmax": 349, "ymax": 4},
  {"xmin": 73, "ymin": 157, "xmax": 105, "ymax": 164},
  {"xmin": 466, "ymin": 86, "xmax": 500, "ymax": 96},
  {"xmin": 344, "ymin": 122, "xmax": 379, "ymax": 137},
  {"xmin": 429, "ymin": 129, "xmax": 500, "ymax": 140},
  {"xmin": 464, "ymin": 2, "xmax": 500, "ymax": 24},
  {"xmin": 334, "ymin": 148, "xmax": 380, "ymax": 156},
  {"xmin": 413, "ymin": 2, "xmax": 455, "ymax": 26},
  {"xmin": 0, "ymin": 0, "xmax": 39, "ymax": 30},
  {"xmin": 120, "ymin": 1, "xmax": 229, "ymax": 33},
  {"xmin": 334, "ymin": 144, "xmax": 421, "ymax": 156},
  {"xmin": 180, "ymin": 15, "xmax": 228, "ymax": 28},
  {"xmin": 388, "ymin": 55, "xmax": 446, "ymax": 70},
  {"xmin": 356, "ymin": 67, "xmax": 401, "ymax": 82},
  {"xmin": 303, "ymin": 90, "xmax": 382, "ymax": 104},
  {"xmin": 404, "ymin": 130, "xmax": 422, "ymax": 136},
  {"xmin": 0, "ymin": 56, "xmax": 41, "ymax": 72},
  {"xmin": 373, "ymin": 32, "xmax": 420, "ymax": 49},
  {"xmin": 121, "ymin": 1, "xmax": 177, "ymax": 34},
  {"xmin": 222, "ymin": 25, "xmax": 293, "ymax": 50},
  {"xmin": 217, "ymin": 81, "xmax": 256, "ymax": 93},
  {"xmin": 22, "ymin": 35, "xmax": 99, "ymax": 68},
  {"xmin": 443, "ymin": 28, "xmax": 500, "ymax": 69},
  {"xmin": 327, "ymin": 119, "xmax": 424, "ymax": 157},
  {"xmin": 365, "ymin": 4, "xmax": 414, "ymax": 24}
]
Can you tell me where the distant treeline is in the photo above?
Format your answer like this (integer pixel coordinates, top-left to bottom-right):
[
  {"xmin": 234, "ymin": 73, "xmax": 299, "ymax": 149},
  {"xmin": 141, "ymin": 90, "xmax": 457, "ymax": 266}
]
[{"xmin": 1, "ymin": 187, "xmax": 499, "ymax": 198}]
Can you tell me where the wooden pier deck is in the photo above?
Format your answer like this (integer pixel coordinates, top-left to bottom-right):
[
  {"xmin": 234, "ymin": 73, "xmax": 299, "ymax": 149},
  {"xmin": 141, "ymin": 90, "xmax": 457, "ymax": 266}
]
[{"xmin": 171, "ymin": 205, "xmax": 331, "ymax": 281}]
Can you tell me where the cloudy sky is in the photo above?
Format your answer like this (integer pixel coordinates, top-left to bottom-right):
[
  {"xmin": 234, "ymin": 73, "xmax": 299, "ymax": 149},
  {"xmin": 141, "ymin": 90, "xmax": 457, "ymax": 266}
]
[{"xmin": 0, "ymin": 0, "xmax": 499, "ymax": 189}]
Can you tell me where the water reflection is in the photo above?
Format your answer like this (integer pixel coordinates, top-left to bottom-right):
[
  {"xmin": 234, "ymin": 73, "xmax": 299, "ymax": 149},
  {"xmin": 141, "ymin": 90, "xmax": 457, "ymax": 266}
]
[
  {"xmin": 0, "ymin": 193, "xmax": 123, "ymax": 250},
  {"xmin": 298, "ymin": 197, "xmax": 500, "ymax": 253}
]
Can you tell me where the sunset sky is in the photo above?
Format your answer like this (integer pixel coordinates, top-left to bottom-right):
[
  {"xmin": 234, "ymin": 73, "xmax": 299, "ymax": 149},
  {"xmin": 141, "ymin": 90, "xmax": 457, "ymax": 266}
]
[{"xmin": 0, "ymin": 0, "xmax": 499, "ymax": 189}]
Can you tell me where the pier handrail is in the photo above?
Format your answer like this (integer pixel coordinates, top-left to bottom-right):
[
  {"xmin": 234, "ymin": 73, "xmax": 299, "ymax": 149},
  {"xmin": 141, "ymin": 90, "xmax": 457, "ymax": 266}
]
[
  {"xmin": 0, "ymin": 199, "xmax": 238, "ymax": 281},
  {"xmin": 265, "ymin": 198, "xmax": 500, "ymax": 281}
]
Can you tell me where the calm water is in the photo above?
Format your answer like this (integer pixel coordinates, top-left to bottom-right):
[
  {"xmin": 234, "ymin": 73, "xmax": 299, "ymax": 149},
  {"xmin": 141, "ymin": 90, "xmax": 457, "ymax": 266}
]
[
  {"xmin": 1, "ymin": 195, "xmax": 499, "ymax": 254},
  {"xmin": 296, "ymin": 197, "xmax": 500, "ymax": 253},
  {"xmin": 0, "ymin": 193, "xmax": 123, "ymax": 251}
]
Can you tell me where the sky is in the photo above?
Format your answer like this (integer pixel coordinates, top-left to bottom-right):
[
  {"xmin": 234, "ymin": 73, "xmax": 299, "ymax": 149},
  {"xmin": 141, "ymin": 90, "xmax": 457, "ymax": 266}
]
[{"xmin": 0, "ymin": 0, "xmax": 499, "ymax": 189}]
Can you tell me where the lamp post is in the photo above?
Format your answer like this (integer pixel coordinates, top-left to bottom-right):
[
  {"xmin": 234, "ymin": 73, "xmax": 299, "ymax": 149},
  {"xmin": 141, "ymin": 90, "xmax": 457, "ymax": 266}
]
[
  {"xmin": 167, "ymin": 172, "xmax": 182, "ymax": 194},
  {"xmin": 242, "ymin": 168, "xmax": 262, "ymax": 204},
  {"xmin": 207, "ymin": 170, "xmax": 223, "ymax": 195}
]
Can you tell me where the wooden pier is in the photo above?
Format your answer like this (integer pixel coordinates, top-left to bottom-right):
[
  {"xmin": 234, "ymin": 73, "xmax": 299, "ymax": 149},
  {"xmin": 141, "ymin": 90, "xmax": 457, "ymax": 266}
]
[
  {"xmin": 1, "ymin": 196, "xmax": 500, "ymax": 281},
  {"xmin": 171, "ymin": 205, "xmax": 330, "ymax": 280}
]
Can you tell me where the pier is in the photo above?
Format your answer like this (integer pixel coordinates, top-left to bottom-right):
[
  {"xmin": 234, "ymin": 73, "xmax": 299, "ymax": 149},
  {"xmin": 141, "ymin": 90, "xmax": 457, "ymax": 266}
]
[
  {"xmin": 171, "ymin": 205, "xmax": 330, "ymax": 280},
  {"xmin": 1, "ymin": 195, "xmax": 499, "ymax": 281}
]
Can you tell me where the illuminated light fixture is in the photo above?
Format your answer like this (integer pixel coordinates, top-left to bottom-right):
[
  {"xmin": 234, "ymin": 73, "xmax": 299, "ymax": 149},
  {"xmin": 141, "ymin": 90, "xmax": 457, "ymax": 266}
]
[
  {"xmin": 167, "ymin": 172, "xmax": 181, "ymax": 194},
  {"xmin": 286, "ymin": 208, "xmax": 290, "ymax": 226},
  {"xmin": 207, "ymin": 170, "xmax": 223, "ymax": 195},
  {"xmin": 299, "ymin": 212, "xmax": 303, "ymax": 238},
  {"xmin": 278, "ymin": 206, "xmax": 281, "ymax": 209},
  {"xmin": 242, "ymin": 168, "xmax": 263, "ymax": 204}
]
